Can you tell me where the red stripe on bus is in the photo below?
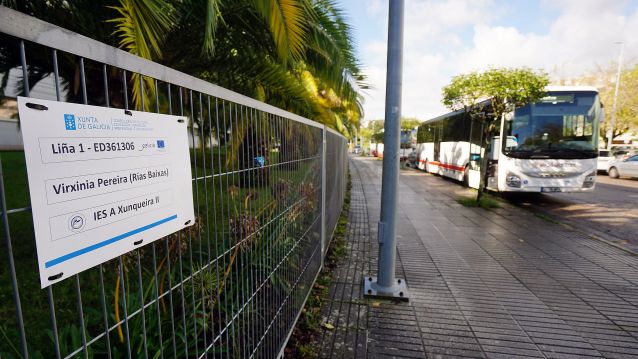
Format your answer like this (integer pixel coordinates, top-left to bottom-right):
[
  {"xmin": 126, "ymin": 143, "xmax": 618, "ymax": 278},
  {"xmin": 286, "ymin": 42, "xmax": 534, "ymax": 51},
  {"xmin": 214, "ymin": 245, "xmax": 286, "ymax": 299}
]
[
  {"xmin": 417, "ymin": 159, "xmax": 465, "ymax": 172},
  {"xmin": 427, "ymin": 161, "xmax": 465, "ymax": 172}
]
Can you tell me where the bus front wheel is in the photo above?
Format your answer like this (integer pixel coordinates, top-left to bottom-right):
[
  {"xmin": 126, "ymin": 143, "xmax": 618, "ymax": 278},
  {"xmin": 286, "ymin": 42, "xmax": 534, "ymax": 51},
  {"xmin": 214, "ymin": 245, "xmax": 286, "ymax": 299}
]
[{"xmin": 463, "ymin": 166, "xmax": 470, "ymax": 187}]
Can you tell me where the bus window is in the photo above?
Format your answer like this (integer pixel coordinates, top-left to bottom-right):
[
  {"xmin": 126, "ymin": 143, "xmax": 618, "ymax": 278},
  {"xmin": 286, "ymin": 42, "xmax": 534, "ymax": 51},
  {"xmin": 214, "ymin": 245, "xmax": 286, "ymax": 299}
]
[
  {"xmin": 502, "ymin": 91, "xmax": 600, "ymax": 157},
  {"xmin": 434, "ymin": 123, "xmax": 441, "ymax": 160}
]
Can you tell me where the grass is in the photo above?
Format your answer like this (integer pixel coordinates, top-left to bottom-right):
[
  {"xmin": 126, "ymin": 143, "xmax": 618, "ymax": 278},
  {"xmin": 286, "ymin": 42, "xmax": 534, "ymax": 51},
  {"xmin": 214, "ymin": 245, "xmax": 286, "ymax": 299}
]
[
  {"xmin": 284, "ymin": 172, "xmax": 352, "ymax": 358},
  {"xmin": 457, "ymin": 193, "xmax": 502, "ymax": 209}
]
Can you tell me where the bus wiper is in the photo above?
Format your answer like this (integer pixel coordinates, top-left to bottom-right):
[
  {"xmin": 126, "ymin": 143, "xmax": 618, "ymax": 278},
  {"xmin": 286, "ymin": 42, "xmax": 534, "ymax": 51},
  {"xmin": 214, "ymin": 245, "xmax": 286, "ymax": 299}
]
[
  {"xmin": 531, "ymin": 147, "xmax": 591, "ymax": 154},
  {"xmin": 554, "ymin": 148, "xmax": 596, "ymax": 156},
  {"xmin": 532, "ymin": 147, "xmax": 558, "ymax": 153}
]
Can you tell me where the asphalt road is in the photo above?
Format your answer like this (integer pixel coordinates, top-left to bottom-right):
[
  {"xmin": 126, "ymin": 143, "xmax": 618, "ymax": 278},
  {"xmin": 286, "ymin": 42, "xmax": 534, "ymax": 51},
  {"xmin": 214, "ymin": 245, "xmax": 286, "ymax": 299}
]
[{"xmin": 506, "ymin": 174, "xmax": 638, "ymax": 251}]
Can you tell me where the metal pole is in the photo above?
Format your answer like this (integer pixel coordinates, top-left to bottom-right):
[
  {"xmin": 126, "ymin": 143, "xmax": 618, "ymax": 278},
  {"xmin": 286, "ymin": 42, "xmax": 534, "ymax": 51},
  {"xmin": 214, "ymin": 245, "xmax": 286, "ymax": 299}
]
[
  {"xmin": 607, "ymin": 41, "xmax": 624, "ymax": 150},
  {"xmin": 363, "ymin": 0, "xmax": 408, "ymax": 301}
]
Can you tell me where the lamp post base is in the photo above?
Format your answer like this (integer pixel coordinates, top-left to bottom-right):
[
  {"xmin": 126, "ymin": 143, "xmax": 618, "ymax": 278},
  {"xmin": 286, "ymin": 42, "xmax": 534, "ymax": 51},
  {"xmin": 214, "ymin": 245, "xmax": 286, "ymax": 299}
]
[{"xmin": 362, "ymin": 276, "xmax": 409, "ymax": 301}]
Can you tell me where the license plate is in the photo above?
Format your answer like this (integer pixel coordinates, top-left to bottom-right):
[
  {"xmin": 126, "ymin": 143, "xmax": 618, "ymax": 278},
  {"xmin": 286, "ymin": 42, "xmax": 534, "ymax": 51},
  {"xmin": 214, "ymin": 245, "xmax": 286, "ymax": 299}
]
[{"xmin": 541, "ymin": 187, "xmax": 561, "ymax": 193}]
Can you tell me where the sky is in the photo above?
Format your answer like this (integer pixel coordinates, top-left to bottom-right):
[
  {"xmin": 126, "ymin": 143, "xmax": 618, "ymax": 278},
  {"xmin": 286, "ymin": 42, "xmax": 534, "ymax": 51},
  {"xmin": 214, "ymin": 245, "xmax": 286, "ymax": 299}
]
[{"xmin": 340, "ymin": 0, "xmax": 638, "ymax": 122}]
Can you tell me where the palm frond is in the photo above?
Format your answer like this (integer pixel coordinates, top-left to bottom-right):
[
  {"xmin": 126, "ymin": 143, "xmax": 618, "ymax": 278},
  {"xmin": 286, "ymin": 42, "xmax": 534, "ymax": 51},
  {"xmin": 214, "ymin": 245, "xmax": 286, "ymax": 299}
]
[
  {"xmin": 108, "ymin": 0, "xmax": 174, "ymax": 109},
  {"xmin": 300, "ymin": 0, "xmax": 365, "ymax": 131},
  {"xmin": 201, "ymin": 0, "xmax": 223, "ymax": 57},
  {"xmin": 249, "ymin": 0, "xmax": 308, "ymax": 62},
  {"xmin": 108, "ymin": 0, "xmax": 173, "ymax": 59}
]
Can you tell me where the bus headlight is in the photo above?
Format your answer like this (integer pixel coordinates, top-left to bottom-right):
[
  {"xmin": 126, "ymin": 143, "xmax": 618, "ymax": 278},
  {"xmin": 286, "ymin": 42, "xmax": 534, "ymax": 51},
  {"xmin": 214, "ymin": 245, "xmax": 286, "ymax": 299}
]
[
  {"xmin": 506, "ymin": 173, "xmax": 521, "ymax": 188},
  {"xmin": 582, "ymin": 172, "xmax": 596, "ymax": 188}
]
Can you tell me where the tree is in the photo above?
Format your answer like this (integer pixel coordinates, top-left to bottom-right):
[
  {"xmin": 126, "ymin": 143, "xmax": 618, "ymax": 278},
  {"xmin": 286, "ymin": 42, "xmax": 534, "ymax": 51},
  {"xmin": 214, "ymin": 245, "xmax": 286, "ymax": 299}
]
[
  {"xmin": 3, "ymin": 0, "xmax": 366, "ymax": 191},
  {"xmin": 442, "ymin": 67, "xmax": 549, "ymax": 201},
  {"xmin": 564, "ymin": 63, "xmax": 638, "ymax": 144},
  {"xmin": 607, "ymin": 65, "xmax": 638, "ymax": 142},
  {"xmin": 356, "ymin": 125, "xmax": 372, "ymax": 144},
  {"xmin": 400, "ymin": 117, "xmax": 421, "ymax": 131},
  {"xmin": 365, "ymin": 117, "xmax": 420, "ymax": 133},
  {"xmin": 367, "ymin": 119, "xmax": 385, "ymax": 134},
  {"xmin": 371, "ymin": 131, "xmax": 384, "ymax": 143},
  {"xmin": 2, "ymin": 0, "xmax": 366, "ymax": 137}
]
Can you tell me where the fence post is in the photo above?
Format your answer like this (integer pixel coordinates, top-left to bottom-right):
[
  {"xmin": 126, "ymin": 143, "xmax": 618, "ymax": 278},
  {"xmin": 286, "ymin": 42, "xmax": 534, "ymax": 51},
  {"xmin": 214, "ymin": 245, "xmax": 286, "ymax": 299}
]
[
  {"xmin": 363, "ymin": 0, "xmax": 409, "ymax": 301},
  {"xmin": 321, "ymin": 125, "xmax": 327, "ymax": 266}
]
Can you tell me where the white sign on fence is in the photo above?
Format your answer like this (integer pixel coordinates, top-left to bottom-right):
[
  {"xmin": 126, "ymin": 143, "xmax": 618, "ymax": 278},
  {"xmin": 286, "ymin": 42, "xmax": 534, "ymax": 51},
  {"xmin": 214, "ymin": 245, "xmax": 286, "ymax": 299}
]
[{"xmin": 17, "ymin": 97, "xmax": 195, "ymax": 288}]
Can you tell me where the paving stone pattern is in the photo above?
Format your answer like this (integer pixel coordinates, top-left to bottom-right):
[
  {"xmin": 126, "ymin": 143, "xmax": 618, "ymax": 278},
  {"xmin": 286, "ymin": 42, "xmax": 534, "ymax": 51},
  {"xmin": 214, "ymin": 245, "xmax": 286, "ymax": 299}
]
[{"xmin": 313, "ymin": 156, "xmax": 638, "ymax": 359}]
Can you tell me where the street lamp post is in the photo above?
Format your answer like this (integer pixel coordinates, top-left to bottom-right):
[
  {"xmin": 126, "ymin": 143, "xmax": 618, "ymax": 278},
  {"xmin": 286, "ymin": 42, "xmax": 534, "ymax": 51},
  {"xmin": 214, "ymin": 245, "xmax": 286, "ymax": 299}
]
[
  {"xmin": 363, "ymin": 0, "xmax": 409, "ymax": 301},
  {"xmin": 607, "ymin": 41, "xmax": 624, "ymax": 150}
]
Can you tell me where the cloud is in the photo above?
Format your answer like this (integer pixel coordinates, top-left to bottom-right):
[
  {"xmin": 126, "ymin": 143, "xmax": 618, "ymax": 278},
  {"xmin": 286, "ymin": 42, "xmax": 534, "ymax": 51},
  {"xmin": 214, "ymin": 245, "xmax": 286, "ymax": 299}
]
[
  {"xmin": 360, "ymin": 0, "xmax": 500, "ymax": 121},
  {"xmin": 456, "ymin": 2, "xmax": 638, "ymax": 77},
  {"xmin": 358, "ymin": 0, "xmax": 638, "ymax": 123},
  {"xmin": 366, "ymin": 0, "xmax": 382, "ymax": 13}
]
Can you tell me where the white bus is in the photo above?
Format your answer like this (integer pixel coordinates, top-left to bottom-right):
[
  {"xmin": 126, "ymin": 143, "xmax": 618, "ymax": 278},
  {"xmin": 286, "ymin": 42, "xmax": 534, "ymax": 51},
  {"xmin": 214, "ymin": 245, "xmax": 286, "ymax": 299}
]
[
  {"xmin": 415, "ymin": 86, "xmax": 602, "ymax": 193},
  {"xmin": 372, "ymin": 129, "xmax": 415, "ymax": 160}
]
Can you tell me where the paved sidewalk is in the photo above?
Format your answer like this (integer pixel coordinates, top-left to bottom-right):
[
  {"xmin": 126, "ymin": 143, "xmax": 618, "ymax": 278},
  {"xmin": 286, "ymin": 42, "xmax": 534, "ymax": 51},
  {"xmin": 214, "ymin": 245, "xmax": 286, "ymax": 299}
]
[{"xmin": 315, "ymin": 156, "xmax": 638, "ymax": 358}]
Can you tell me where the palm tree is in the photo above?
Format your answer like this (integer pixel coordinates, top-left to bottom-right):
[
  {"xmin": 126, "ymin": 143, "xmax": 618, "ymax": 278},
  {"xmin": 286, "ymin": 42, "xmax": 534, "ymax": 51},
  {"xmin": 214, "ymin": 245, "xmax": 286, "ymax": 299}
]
[
  {"xmin": 110, "ymin": 0, "xmax": 367, "ymax": 134},
  {"xmin": 2, "ymin": 0, "xmax": 365, "ymax": 135}
]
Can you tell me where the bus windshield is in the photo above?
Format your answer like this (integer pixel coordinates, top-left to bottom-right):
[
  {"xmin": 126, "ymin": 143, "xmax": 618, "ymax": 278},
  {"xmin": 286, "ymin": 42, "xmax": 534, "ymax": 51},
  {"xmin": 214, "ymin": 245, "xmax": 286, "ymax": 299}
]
[{"xmin": 502, "ymin": 91, "xmax": 600, "ymax": 159}]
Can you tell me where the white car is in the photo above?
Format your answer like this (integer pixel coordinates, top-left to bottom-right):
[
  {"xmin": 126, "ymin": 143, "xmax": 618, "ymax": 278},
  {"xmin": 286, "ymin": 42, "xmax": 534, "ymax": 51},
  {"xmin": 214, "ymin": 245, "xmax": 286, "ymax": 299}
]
[
  {"xmin": 597, "ymin": 149, "xmax": 614, "ymax": 172},
  {"xmin": 608, "ymin": 154, "xmax": 638, "ymax": 179}
]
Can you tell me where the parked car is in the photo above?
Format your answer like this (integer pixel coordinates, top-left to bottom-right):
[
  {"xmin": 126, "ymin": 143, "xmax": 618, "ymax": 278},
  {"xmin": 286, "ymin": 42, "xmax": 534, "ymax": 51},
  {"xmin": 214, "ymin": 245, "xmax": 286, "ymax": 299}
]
[
  {"xmin": 611, "ymin": 146, "xmax": 637, "ymax": 160},
  {"xmin": 608, "ymin": 154, "xmax": 638, "ymax": 179},
  {"xmin": 597, "ymin": 149, "xmax": 614, "ymax": 172},
  {"xmin": 353, "ymin": 144, "xmax": 361, "ymax": 154}
]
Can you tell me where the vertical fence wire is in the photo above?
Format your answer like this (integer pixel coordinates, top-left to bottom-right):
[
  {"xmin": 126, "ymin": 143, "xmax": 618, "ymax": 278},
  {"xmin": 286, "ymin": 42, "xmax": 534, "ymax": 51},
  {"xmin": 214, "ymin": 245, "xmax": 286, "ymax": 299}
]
[
  {"xmin": 119, "ymin": 70, "xmax": 134, "ymax": 359},
  {"xmin": 48, "ymin": 48, "xmax": 63, "ymax": 359},
  {"xmin": 216, "ymin": 97, "xmax": 232, "ymax": 359},
  {"xmin": 136, "ymin": 250, "xmax": 149, "ymax": 359},
  {"xmin": 100, "ymin": 62, "xmax": 114, "ymax": 359},
  {"xmin": 188, "ymin": 89, "xmax": 199, "ymax": 359},
  {"xmin": 165, "ymin": 82, "xmax": 179, "ymax": 358},
  {"xmin": 0, "ymin": 25, "xmax": 347, "ymax": 359},
  {"xmin": 152, "ymin": 78, "xmax": 165, "ymax": 359},
  {"xmin": 76, "ymin": 57, "xmax": 90, "ymax": 359},
  {"xmin": 180, "ymin": 91, "xmax": 189, "ymax": 358},
  {"xmin": 197, "ymin": 91, "xmax": 209, "ymax": 358}
]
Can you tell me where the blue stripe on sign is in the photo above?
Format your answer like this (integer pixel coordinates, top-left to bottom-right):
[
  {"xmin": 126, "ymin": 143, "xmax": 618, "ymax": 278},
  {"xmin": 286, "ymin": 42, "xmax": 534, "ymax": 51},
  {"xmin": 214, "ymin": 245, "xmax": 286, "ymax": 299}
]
[{"xmin": 45, "ymin": 214, "xmax": 178, "ymax": 268}]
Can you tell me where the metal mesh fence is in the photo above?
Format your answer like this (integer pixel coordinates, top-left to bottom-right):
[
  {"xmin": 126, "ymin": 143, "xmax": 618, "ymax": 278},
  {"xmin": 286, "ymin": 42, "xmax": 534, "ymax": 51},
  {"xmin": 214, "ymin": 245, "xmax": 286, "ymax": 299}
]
[
  {"xmin": 0, "ymin": 8, "xmax": 347, "ymax": 359},
  {"xmin": 324, "ymin": 130, "xmax": 348, "ymax": 254}
]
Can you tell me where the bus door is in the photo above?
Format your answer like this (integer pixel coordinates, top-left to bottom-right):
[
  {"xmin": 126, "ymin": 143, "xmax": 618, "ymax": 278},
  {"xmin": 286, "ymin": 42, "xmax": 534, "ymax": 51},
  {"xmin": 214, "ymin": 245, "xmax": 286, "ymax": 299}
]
[
  {"xmin": 486, "ymin": 117, "xmax": 502, "ymax": 190},
  {"xmin": 469, "ymin": 119, "xmax": 482, "ymax": 170},
  {"xmin": 464, "ymin": 119, "xmax": 482, "ymax": 188}
]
